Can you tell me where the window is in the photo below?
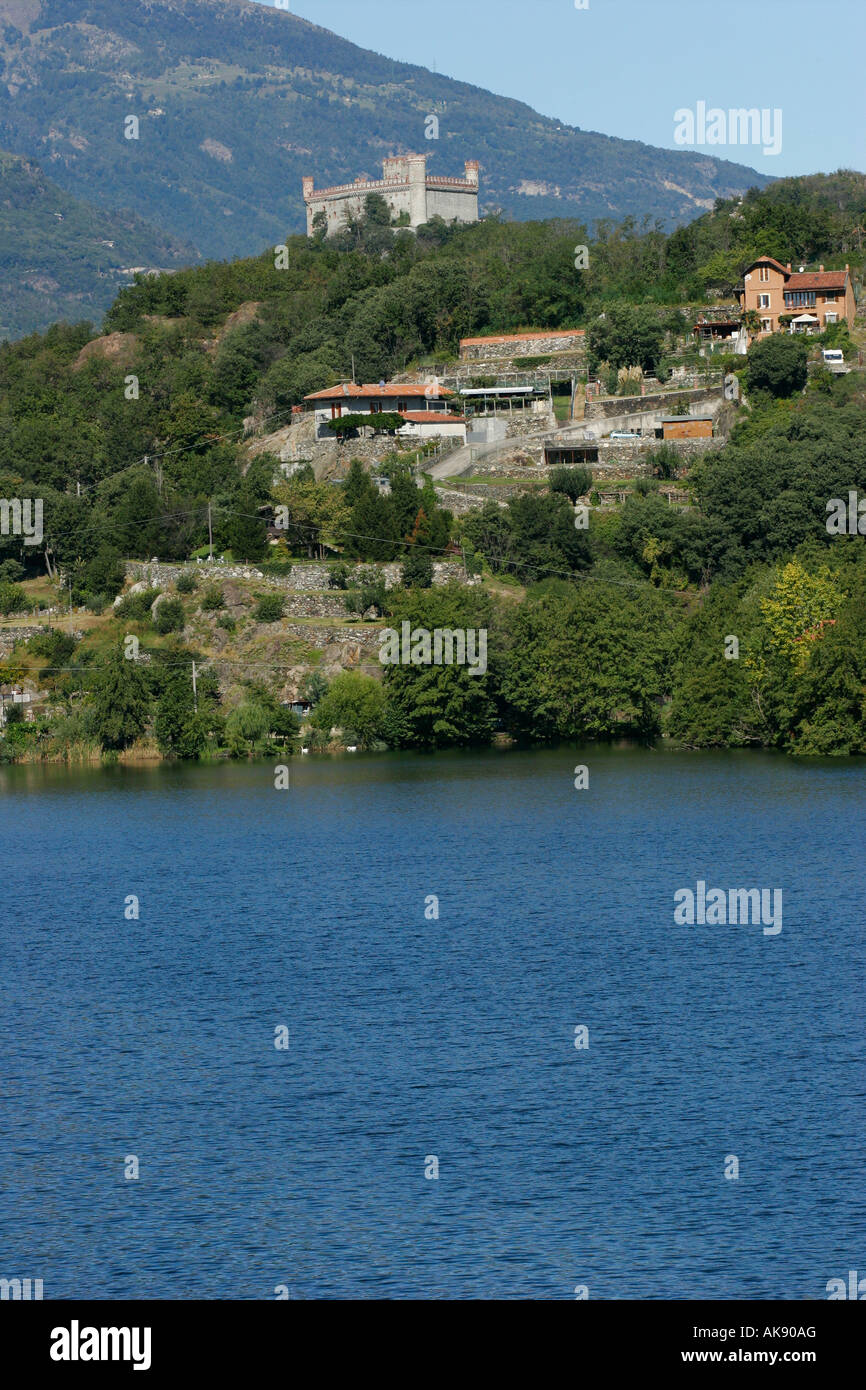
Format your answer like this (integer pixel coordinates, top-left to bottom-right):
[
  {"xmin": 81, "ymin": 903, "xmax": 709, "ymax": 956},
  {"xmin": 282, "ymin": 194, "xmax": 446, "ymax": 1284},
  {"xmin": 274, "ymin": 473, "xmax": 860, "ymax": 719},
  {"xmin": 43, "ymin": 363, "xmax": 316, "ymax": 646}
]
[
  {"xmin": 758, "ymin": 294, "xmax": 770, "ymax": 308},
  {"xmin": 824, "ymin": 293, "xmax": 837, "ymax": 303},
  {"xmin": 784, "ymin": 291, "xmax": 816, "ymax": 308},
  {"xmin": 825, "ymin": 312, "xmax": 838, "ymax": 324},
  {"xmin": 761, "ymin": 319, "xmax": 772, "ymax": 332},
  {"xmin": 759, "ymin": 266, "xmax": 770, "ymax": 282}
]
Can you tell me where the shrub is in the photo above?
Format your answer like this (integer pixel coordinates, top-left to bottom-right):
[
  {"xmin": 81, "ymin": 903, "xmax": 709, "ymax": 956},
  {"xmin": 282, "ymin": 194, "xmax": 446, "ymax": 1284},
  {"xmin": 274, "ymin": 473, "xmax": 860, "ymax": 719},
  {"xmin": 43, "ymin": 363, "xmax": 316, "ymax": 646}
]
[
  {"xmin": 116, "ymin": 587, "xmax": 161, "ymax": 621},
  {"xmin": 746, "ymin": 335, "xmax": 809, "ymax": 397},
  {"xmin": 176, "ymin": 571, "xmax": 198, "ymax": 594},
  {"xmin": 253, "ymin": 593, "xmax": 284, "ymax": 622},
  {"xmin": 0, "ymin": 582, "xmax": 27, "ymax": 615},
  {"xmin": 328, "ymin": 561, "xmax": 352, "ymax": 590},
  {"xmin": 27, "ymin": 629, "xmax": 77, "ymax": 663},
  {"xmin": 549, "ymin": 466, "xmax": 592, "ymax": 502},
  {"xmin": 261, "ymin": 558, "xmax": 294, "ymax": 578},
  {"xmin": 302, "ymin": 669, "xmax": 329, "ymax": 705},
  {"xmin": 401, "ymin": 546, "xmax": 434, "ymax": 588},
  {"xmin": 154, "ymin": 597, "xmax": 185, "ymax": 634},
  {"xmin": 648, "ymin": 444, "xmax": 680, "ymax": 480},
  {"xmin": 217, "ymin": 613, "xmax": 236, "ymax": 632},
  {"xmin": 201, "ymin": 587, "xmax": 225, "ymax": 612}
]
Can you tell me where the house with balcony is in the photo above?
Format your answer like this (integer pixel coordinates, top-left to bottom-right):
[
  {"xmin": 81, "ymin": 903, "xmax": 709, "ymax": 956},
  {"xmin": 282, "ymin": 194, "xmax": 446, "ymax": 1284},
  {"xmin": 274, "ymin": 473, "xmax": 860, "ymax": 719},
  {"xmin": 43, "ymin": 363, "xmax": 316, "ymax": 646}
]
[
  {"xmin": 304, "ymin": 382, "xmax": 467, "ymax": 443},
  {"xmin": 736, "ymin": 257, "xmax": 856, "ymax": 338}
]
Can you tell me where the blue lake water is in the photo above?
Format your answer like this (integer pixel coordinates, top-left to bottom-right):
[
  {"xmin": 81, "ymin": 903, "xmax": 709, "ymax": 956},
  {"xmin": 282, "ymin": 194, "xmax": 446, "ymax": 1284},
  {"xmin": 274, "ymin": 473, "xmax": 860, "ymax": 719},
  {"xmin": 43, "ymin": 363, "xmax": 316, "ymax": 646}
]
[{"xmin": 1, "ymin": 746, "xmax": 864, "ymax": 1299}]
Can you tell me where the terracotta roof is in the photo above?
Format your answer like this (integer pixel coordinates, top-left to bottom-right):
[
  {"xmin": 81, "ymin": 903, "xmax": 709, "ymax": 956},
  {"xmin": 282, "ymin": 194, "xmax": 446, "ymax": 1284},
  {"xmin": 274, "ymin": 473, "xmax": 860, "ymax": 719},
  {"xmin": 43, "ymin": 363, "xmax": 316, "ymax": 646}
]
[
  {"xmin": 786, "ymin": 270, "xmax": 848, "ymax": 291},
  {"xmin": 304, "ymin": 382, "xmax": 452, "ymax": 400},
  {"xmin": 745, "ymin": 256, "xmax": 790, "ymax": 275},
  {"xmin": 400, "ymin": 412, "xmax": 465, "ymax": 424},
  {"xmin": 459, "ymin": 328, "xmax": 584, "ymax": 347}
]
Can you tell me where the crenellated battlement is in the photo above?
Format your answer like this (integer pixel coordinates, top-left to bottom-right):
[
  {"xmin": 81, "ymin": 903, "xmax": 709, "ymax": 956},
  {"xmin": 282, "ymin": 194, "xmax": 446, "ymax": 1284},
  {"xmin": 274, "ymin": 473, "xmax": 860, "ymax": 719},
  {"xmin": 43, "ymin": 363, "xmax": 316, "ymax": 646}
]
[{"xmin": 302, "ymin": 154, "xmax": 479, "ymax": 236}]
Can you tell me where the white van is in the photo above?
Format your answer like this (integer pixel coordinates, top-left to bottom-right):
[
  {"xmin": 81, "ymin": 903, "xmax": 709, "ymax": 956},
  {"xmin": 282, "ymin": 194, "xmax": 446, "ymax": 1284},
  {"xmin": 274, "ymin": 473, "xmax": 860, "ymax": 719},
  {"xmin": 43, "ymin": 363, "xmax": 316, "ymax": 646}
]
[{"xmin": 822, "ymin": 349, "xmax": 846, "ymax": 370}]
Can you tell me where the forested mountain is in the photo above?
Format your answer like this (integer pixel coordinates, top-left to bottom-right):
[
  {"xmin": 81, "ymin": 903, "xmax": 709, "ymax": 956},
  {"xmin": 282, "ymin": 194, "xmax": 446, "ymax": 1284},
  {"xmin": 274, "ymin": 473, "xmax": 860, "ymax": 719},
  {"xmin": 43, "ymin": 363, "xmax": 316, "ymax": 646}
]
[
  {"xmin": 0, "ymin": 149, "xmax": 198, "ymax": 337},
  {"xmin": 0, "ymin": 0, "xmax": 771, "ymax": 317}
]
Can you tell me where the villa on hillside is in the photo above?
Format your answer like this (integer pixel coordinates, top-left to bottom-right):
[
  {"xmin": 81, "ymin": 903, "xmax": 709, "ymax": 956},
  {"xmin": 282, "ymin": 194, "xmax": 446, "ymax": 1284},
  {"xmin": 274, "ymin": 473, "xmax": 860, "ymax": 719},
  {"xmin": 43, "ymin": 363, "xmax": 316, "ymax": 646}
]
[
  {"xmin": 303, "ymin": 154, "xmax": 479, "ymax": 236},
  {"xmin": 304, "ymin": 382, "xmax": 467, "ymax": 443},
  {"xmin": 736, "ymin": 257, "xmax": 856, "ymax": 338}
]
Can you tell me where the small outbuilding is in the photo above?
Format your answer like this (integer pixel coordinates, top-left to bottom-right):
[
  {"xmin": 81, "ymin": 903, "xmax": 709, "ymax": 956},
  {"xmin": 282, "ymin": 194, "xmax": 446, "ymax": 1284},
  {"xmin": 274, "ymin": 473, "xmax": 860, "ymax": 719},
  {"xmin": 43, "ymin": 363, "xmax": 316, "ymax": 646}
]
[{"xmin": 658, "ymin": 416, "xmax": 714, "ymax": 440}]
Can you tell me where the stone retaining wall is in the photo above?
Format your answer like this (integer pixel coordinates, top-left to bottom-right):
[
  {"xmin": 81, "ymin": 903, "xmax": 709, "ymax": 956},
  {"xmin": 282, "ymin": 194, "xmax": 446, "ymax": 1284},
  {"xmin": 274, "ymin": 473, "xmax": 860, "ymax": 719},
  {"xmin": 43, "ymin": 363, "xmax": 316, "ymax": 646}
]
[
  {"xmin": 125, "ymin": 559, "xmax": 467, "ymax": 592},
  {"xmin": 0, "ymin": 625, "xmax": 84, "ymax": 655},
  {"xmin": 459, "ymin": 332, "xmax": 586, "ymax": 361},
  {"xmin": 583, "ymin": 386, "xmax": 722, "ymax": 422}
]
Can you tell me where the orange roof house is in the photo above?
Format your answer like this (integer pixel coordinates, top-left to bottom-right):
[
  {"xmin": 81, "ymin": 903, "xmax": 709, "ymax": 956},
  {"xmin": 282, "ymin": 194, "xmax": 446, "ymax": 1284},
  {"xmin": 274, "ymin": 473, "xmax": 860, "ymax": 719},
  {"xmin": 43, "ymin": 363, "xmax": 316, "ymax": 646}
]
[
  {"xmin": 303, "ymin": 381, "xmax": 465, "ymax": 442},
  {"xmin": 736, "ymin": 257, "xmax": 856, "ymax": 338}
]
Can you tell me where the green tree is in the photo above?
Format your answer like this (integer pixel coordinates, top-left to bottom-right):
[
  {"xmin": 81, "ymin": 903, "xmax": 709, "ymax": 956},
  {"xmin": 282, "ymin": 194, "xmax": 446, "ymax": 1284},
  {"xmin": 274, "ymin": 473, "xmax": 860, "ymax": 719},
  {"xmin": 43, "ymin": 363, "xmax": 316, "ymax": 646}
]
[
  {"xmin": 89, "ymin": 644, "xmax": 151, "ymax": 750},
  {"xmin": 253, "ymin": 593, "xmax": 284, "ymax": 622},
  {"xmin": 154, "ymin": 661, "xmax": 207, "ymax": 759},
  {"xmin": 587, "ymin": 304, "xmax": 665, "ymax": 375},
  {"xmin": 227, "ymin": 484, "xmax": 267, "ymax": 562},
  {"xmin": 549, "ymin": 466, "xmax": 592, "ymax": 503},
  {"xmin": 401, "ymin": 544, "xmax": 434, "ymax": 588},
  {"xmin": 154, "ymin": 597, "xmax": 186, "ymax": 634},
  {"xmin": 746, "ymin": 335, "xmax": 809, "ymax": 397},
  {"xmin": 502, "ymin": 585, "xmax": 672, "ymax": 740},
  {"xmin": 311, "ymin": 671, "xmax": 386, "ymax": 747},
  {"xmin": 381, "ymin": 586, "xmax": 498, "ymax": 748}
]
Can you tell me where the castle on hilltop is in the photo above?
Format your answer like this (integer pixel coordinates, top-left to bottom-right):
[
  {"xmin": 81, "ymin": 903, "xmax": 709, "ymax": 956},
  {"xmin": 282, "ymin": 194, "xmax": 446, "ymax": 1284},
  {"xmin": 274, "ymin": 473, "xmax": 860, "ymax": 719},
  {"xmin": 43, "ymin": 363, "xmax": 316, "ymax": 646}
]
[{"xmin": 303, "ymin": 154, "xmax": 479, "ymax": 236}]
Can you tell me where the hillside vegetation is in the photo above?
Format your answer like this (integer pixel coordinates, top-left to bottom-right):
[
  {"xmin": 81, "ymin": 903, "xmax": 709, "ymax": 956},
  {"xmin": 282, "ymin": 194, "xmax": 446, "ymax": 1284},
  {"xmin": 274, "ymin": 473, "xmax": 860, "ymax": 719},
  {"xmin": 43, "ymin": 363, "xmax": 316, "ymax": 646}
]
[{"xmin": 2, "ymin": 176, "xmax": 866, "ymax": 759}]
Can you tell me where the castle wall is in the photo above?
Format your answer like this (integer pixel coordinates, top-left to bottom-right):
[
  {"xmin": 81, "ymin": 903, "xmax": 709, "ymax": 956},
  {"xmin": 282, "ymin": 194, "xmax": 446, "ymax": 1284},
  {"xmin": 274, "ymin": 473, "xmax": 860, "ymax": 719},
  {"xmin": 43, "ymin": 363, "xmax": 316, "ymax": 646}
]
[
  {"xmin": 427, "ymin": 188, "xmax": 478, "ymax": 224},
  {"xmin": 304, "ymin": 156, "xmax": 479, "ymax": 236}
]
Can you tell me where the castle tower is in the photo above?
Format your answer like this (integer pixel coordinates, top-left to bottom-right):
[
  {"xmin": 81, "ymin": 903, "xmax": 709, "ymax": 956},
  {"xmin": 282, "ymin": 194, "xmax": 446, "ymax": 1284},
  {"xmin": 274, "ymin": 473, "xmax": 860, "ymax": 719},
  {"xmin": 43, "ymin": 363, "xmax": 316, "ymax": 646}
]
[{"xmin": 406, "ymin": 153, "xmax": 428, "ymax": 227}]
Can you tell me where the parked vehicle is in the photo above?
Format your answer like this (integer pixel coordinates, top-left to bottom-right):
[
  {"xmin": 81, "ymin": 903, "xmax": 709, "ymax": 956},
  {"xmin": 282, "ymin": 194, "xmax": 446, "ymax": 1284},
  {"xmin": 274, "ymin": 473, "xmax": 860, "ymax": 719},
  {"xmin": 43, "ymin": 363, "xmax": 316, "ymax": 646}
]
[{"xmin": 822, "ymin": 348, "xmax": 848, "ymax": 372}]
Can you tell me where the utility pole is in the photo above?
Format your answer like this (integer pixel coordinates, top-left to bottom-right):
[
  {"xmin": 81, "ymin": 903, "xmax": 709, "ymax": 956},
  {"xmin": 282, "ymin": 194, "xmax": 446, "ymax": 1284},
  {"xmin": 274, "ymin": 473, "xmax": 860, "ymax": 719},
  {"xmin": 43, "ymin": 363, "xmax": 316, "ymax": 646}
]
[
  {"xmin": 207, "ymin": 501, "xmax": 214, "ymax": 561},
  {"xmin": 191, "ymin": 661, "xmax": 198, "ymax": 714},
  {"xmin": 68, "ymin": 576, "xmax": 73, "ymax": 632}
]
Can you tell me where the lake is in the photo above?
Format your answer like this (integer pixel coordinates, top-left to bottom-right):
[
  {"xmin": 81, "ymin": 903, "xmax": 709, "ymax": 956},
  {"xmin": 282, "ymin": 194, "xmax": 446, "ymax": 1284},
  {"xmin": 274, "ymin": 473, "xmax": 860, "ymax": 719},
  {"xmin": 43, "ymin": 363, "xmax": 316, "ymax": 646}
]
[{"xmin": 1, "ymin": 746, "xmax": 864, "ymax": 1299}]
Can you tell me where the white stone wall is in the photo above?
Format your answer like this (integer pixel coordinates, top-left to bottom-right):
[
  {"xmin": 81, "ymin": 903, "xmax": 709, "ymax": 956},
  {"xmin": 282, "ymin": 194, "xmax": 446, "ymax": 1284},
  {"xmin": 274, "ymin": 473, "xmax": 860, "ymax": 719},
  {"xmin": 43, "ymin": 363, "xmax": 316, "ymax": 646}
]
[{"xmin": 426, "ymin": 188, "xmax": 477, "ymax": 223}]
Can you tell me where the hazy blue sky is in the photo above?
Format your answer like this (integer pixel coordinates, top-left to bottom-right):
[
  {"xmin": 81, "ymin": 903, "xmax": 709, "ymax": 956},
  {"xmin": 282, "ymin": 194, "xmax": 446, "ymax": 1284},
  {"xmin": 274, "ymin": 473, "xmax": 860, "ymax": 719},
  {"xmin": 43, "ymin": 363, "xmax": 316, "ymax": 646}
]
[{"xmin": 256, "ymin": 0, "xmax": 864, "ymax": 179}]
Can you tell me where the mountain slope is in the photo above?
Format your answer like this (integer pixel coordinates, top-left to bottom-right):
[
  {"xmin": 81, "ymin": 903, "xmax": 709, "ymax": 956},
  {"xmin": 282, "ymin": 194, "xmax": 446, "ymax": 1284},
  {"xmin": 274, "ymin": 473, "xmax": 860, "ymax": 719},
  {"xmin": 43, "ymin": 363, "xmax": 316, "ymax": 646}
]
[
  {"xmin": 0, "ymin": 149, "xmax": 199, "ymax": 338},
  {"xmin": 0, "ymin": 0, "xmax": 773, "ymax": 268}
]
